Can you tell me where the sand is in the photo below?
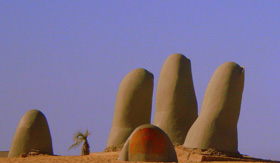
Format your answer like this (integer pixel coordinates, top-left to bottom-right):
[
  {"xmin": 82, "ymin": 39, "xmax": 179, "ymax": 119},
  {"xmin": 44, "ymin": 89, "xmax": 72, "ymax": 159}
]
[
  {"xmin": 0, "ymin": 147, "xmax": 278, "ymax": 163},
  {"xmin": 0, "ymin": 152, "xmax": 120, "ymax": 163}
]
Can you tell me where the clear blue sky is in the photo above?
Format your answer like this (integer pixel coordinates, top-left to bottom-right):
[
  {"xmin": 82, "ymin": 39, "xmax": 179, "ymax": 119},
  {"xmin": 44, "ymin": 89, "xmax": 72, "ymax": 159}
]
[{"xmin": 1, "ymin": 0, "xmax": 280, "ymax": 160}]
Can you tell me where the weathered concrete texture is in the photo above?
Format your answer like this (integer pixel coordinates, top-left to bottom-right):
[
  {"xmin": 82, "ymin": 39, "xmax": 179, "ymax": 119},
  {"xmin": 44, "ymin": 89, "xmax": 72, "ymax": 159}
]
[
  {"xmin": 106, "ymin": 68, "xmax": 154, "ymax": 148},
  {"xmin": 118, "ymin": 124, "xmax": 178, "ymax": 162},
  {"xmin": 8, "ymin": 109, "xmax": 53, "ymax": 157},
  {"xmin": 153, "ymin": 53, "xmax": 198, "ymax": 145},
  {"xmin": 184, "ymin": 62, "xmax": 244, "ymax": 153}
]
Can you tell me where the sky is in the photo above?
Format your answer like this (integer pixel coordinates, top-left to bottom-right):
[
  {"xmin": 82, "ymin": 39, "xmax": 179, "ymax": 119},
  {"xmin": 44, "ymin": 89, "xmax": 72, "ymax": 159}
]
[{"xmin": 1, "ymin": 0, "xmax": 280, "ymax": 160}]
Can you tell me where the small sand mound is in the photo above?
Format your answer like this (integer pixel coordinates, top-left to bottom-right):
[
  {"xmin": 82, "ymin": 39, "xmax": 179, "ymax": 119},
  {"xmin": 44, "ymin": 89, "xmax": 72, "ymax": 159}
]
[
  {"xmin": 179, "ymin": 146, "xmax": 242, "ymax": 157},
  {"xmin": 103, "ymin": 144, "xmax": 124, "ymax": 152}
]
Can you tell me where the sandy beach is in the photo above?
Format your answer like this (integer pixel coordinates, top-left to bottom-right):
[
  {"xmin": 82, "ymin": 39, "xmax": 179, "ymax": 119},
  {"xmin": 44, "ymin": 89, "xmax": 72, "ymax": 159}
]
[{"xmin": 1, "ymin": 147, "xmax": 277, "ymax": 163}]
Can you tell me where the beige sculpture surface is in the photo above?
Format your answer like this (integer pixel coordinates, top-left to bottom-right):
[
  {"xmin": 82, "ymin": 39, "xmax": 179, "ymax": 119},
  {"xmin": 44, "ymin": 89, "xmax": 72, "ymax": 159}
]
[
  {"xmin": 106, "ymin": 68, "xmax": 154, "ymax": 148},
  {"xmin": 153, "ymin": 53, "xmax": 197, "ymax": 145},
  {"xmin": 118, "ymin": 124, "xmax": 178, "ymax": 162},
  {"xmin": 184, "ymin": 62, "xmax": 244, "ymax": 153},
  {"xmin": 8, "ymin": 109, "xmax": 53, "ymax": 157}
]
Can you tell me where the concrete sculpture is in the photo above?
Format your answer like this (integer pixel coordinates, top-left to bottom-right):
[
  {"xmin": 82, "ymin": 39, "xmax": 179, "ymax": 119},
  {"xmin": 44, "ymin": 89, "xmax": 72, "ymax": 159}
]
[
  {"xmin": 8, "ymin": 109, "xmax": 53, "ymax": 157},
  {"xmin": 184, "ymin": 62, "xmax": 244, "ymax": 153},
  {"xmin": 153, "ymin": 53, "xmax": 198, "ymax": 145},
  {"xmin": 118, "ymin": 124, "xmax": 178, "ymax": 162},
  {"xmin": 106, "ymin": 68, "xmax": 154, "ymax": 148}
]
